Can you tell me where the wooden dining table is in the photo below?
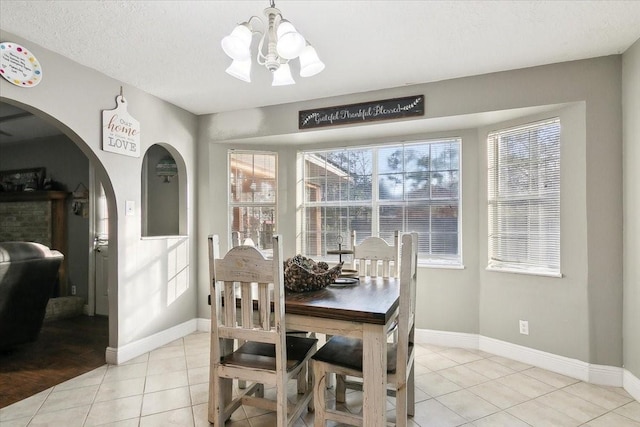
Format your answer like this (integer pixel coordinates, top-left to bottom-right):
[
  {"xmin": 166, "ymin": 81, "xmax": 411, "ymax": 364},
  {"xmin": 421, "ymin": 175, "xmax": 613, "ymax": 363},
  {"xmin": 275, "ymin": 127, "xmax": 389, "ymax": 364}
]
[{"xmin": 285, "ymin": 276, "xmax": 401, "ymax": 427}]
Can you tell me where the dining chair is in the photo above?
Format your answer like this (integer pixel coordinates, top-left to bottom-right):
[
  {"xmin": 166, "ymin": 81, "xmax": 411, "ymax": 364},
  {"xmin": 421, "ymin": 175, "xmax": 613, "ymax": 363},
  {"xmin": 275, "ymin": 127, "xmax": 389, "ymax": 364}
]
[
  {"xmin": 311, "ymin": 232, "xmax": 418, "ymax": 426},
  {"xmin": 335, "ymin": 230, "xmax": 402, "ymax": 398},
  {"xmin": 208, "ymin": 234, "xmax": 318, "ymax": 427},
  {"xmin": 350, "ymin": 230, "xmax": 400, "ymax": 278},
  {"xmin": 230, "ymin": 231, "xmax": 309, "ymax": 392}
]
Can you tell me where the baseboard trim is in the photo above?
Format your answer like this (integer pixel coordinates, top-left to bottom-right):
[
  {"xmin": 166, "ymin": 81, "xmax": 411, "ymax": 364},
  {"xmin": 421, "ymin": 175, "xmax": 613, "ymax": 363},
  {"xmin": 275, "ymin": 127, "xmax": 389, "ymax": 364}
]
[
  {"xmin": 196, "ymin": 317, "xmax": 211, "ymax": 332},
  {"xmin": 417, "ymin": 329, "xmax": 626, "ymax": 389},
  {"xmin": 624, "ymin": 369, "xmax": 640, "ymax": 402},
  {"xmin": 415, "ymin": 328, "xmax": 479, "ymax": 349},
  {"xmin": 114, "ymin": 321, "xmax": 637, "ymax": 400},
  {"xmin": 480, "ymin": 336, "xmax": 626, "ymax": 387},
  {"xmin": 480, "ymin": 335, "xmax": 593, "ymax": 382},
  {"xmin": 588, "ymin": 363, "xmax": 624, "ymax": 387},
  {"xmin": 105, "ymin": 319, "xmax": 198, "ymax": 365}
]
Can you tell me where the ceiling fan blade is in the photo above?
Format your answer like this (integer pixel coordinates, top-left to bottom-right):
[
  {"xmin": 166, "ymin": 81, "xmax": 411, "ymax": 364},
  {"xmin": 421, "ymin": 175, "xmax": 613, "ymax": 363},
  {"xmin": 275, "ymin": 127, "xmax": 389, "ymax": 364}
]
[{"xmin": 0, "ymin": 129, "xmax": 13, "ymax": 136}]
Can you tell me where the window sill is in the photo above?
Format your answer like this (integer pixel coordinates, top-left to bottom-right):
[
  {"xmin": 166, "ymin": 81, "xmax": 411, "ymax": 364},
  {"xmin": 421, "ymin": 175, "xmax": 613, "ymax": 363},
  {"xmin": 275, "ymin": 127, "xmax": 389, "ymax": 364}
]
[
  {"xmin": 486, "ymin": 265, "xmax": 562, "ymax": 278},
  {"xmin": 141, "ymin": 235, "xmax": 188, "ymax": 240},
  {"xmin": 418, "ymin": 262, "xmax": 465, "ymax": 270}
]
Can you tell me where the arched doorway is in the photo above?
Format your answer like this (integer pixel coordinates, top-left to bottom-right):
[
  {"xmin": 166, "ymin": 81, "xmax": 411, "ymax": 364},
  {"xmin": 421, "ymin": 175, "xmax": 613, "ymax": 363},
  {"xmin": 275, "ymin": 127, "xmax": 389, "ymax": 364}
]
[{"xmin": 0, "ymin": 100, "xmax": 117, "ymax": 374}]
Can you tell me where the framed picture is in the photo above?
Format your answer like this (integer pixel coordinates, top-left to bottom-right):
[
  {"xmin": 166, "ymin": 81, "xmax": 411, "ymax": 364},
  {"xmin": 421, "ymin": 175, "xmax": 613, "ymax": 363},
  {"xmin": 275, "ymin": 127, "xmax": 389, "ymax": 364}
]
[{"xmin": 0, "ymin": 167, "xmax": 46, "ymax": 191}]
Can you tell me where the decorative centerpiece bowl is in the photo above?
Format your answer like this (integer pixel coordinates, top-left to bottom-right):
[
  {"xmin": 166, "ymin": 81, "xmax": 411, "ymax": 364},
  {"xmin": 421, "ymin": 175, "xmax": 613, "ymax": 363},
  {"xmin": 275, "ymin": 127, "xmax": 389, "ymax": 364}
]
[{"xmin": 284, "ymin": 255, "xmax": 343, "ymax": 292}]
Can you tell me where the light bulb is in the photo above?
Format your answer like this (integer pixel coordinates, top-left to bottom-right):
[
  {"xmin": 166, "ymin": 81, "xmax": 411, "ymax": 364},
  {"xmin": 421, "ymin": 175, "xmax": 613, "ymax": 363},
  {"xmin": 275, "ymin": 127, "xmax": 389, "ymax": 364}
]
[
  {"xmin": 221, "ymin": 24, "xmax": 252, "ymax": 61},
  {"xmin": 299, "ymin": 45, "xmax": 325, "ymax": 77},
  {"xmin": 225, "ymin": 58, "xmax": 252, "ymax": 82},
  {"xmin": 276, "ymin": 21, "xmax": 305, "ymax": 59},
  {"xmin": 272, "ymin": 63, "xmax": 295, "ymax": 86}
]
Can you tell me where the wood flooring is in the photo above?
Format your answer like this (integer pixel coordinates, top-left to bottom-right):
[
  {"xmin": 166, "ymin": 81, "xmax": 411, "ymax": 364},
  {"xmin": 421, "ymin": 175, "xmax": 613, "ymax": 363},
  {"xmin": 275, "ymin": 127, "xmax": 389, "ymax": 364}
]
[{"xmin": 0, "ymin": 315, "xmax": 108, "ymax": 408}]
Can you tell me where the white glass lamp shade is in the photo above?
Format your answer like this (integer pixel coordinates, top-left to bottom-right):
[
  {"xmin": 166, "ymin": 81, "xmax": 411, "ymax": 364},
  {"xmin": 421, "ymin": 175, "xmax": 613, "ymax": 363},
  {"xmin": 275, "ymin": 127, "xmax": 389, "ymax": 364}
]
[
  {"xmin": 276, "ymin": 21, "xmax": 305, "ymax": 59},
  {"xmin": 221, "ymin": 24, "xmax": 253, "ymax": 60},
  {"xmin": 272, "ymin": 63, "xmax": 295, "ymax": 86},
  {"xmin": 225, "ymin": 58, "xmax": 252, "ymax": 82},
  {"xmin": 299, "ymin": 45, "xmax": 325, "ymax": 77}
]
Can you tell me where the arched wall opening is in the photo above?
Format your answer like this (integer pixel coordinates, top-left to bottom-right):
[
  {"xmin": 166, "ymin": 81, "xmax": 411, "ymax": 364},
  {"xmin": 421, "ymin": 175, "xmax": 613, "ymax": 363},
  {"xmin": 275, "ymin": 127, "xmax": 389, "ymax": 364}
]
[
  {"xmin": 141, "ymin": 143, "xmax": 188, "ymax": 237},
  {"xmin": 0, "ymin": 97, "xmax": 119, "ymax": 351}
]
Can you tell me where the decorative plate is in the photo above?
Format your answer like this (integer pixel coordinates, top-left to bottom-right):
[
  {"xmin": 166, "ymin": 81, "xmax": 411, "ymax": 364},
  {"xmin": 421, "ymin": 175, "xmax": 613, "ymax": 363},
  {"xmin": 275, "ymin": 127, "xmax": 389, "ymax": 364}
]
[
  {"xmin": 339, "ymin": 268, "xmax": 359, "ymax": 278},
  {"xmin": 330, "ymin": 277, "xmax": 359, "ymax": 287},
  {"xmin": 0, "ymin": 42, "xmax": 42, "ymax": 87}
]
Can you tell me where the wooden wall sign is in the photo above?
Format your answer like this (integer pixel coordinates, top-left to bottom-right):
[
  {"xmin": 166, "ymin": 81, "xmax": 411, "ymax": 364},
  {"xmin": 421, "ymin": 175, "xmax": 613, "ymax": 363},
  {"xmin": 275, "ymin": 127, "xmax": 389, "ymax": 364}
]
[
  {"xmin": 102, "ymin": 94, "xmax": 140, "ymax": 157},
  {"xmin": 299, "ymin": 95, "xmax": 424, "ymax": 130}
]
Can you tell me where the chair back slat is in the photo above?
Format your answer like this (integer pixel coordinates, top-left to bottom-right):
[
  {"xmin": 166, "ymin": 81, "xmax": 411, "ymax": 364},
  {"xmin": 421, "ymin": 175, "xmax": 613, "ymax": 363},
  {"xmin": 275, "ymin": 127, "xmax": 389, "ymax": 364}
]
[
  {"xmin": 240, "ymin": 282, "xmax": 253, "ymax": 329},
  {"xmin": 258, "ymin": 285, "xmax": 271, "ymax": 331},
  {"xmin": 351, "ymin": 230, "xmax": 401, "ymax": 278},
  {"xmin": 224, "ymin": 281, "xmax": 236, "ymax": 327}
]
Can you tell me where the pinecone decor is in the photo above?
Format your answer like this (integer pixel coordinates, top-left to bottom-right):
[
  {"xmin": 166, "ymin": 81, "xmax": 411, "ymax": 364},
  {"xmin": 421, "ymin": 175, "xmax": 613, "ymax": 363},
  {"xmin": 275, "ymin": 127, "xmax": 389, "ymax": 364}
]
[{"xmin": 283, "ymin": 255, "xmax": 343, "ymax": 292}]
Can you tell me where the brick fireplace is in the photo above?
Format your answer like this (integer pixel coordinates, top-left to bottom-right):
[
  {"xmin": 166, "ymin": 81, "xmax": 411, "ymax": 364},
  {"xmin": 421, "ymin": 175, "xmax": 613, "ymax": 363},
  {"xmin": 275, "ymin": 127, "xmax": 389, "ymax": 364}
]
[{"xmin": 0, "ymin": 190, "xmax": 69, "ymax": 296}]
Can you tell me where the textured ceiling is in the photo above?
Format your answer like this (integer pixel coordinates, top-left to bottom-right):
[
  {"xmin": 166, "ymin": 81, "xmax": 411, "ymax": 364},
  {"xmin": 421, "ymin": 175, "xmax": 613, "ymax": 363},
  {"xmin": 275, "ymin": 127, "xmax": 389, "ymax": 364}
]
[{"xmin": 1, "ymin": 1, "xmax": 640, "ymax": 116}]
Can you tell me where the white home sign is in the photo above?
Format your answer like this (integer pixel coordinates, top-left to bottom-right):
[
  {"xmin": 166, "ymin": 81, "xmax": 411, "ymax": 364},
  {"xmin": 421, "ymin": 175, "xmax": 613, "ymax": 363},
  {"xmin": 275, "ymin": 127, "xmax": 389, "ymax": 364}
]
[{"xmin": 102, "ymin": 95, "xmax": 140, "ymax": 157}]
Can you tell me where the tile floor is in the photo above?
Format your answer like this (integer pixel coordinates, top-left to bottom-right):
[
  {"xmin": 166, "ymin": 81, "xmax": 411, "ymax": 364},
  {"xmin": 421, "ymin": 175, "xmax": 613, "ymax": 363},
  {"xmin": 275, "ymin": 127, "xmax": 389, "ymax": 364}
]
[{"xmin": 1, "ymin": 331, "xmax": 639, "ymax": 426}]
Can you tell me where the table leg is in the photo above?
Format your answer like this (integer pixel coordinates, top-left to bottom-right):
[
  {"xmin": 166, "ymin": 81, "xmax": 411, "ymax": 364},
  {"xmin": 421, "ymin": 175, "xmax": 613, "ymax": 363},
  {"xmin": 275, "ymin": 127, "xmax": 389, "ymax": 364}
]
[{"xmin": 362, "ymin": 323, "xmax": 387, "ymax": 427}]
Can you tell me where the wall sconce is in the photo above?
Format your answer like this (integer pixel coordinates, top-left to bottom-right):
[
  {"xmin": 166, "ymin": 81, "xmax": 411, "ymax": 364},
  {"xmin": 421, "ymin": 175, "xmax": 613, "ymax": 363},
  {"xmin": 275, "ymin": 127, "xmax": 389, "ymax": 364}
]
[
  {"xmin": 72, "ymin": 183, "xmax": 89, "ymax": 217},
  {"xmin": 156, "ymin": 156, "xmax": 178, "ymax": 183}
]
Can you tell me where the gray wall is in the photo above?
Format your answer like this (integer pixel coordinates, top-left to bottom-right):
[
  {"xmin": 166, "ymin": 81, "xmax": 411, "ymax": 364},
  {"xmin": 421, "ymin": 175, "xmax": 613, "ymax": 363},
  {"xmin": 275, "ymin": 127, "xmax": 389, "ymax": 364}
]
[
  {"xmin": 0, "ymin": 135, "xmax": 90, "ymax": 301},
  {"xmin": 623, "ymin": 39, "xmax": 640, "ymax": 381},
  {"xmin": 478, "ymin": 104, "xmax": 590, "ymax": 360},
  {"xmin": 198, "ymin": 56, "xmax": 626, "ymax": 369}
]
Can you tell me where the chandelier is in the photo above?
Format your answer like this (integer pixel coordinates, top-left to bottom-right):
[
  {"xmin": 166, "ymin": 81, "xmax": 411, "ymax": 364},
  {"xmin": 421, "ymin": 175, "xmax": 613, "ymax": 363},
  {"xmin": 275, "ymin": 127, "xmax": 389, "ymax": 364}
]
[{"xmin": 221, "ymin": 0, "xmax": 325, "ymax": 86}]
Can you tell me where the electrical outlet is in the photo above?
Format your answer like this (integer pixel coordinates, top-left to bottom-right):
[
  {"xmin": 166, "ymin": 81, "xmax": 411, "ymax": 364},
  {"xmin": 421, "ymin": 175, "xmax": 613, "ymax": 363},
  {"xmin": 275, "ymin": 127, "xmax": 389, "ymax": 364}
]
[
  {"xmin": 71, "ymin": 285, "xmax": 77, "ymax": 295},
  {"xmin": 519, "ymin": 320, "xmax": 529, "ymax": 335}
]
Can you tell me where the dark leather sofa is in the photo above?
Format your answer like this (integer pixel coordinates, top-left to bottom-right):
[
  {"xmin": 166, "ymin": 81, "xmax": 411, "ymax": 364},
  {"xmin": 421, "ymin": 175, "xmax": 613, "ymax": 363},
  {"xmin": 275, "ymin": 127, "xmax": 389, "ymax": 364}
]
[{"xmin": 0, "ymin": 242, "xmax": 64, "ymax": 350}]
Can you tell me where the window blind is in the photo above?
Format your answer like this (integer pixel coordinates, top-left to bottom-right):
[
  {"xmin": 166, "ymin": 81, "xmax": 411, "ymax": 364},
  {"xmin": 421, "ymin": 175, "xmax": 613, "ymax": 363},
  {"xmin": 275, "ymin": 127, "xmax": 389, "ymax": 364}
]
[{"xmin": 487, "ymin": 118, "xmax": 561, "ymax": 275}]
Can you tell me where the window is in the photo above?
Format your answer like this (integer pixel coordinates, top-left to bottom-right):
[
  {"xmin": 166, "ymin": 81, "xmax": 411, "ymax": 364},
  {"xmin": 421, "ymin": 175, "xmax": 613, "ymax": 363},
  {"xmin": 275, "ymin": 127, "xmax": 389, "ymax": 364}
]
[
  {"xmin": 229, "ymin": 151, "xmax": 277, "ymax": 252},
  {"xmin": 301, "ymin": 139, "xmax": 461, "ymax": 265},
  {"xmin": 487, "ymin": 118, "xmax": 561, "ymax": 276}
]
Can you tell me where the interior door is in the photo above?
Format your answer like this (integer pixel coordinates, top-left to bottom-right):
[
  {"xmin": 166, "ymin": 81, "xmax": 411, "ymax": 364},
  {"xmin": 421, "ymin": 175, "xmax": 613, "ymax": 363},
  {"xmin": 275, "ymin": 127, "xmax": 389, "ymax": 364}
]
[{"xmin": 93, "ymin": 180, "xmax": 109, "ymax": 316}]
